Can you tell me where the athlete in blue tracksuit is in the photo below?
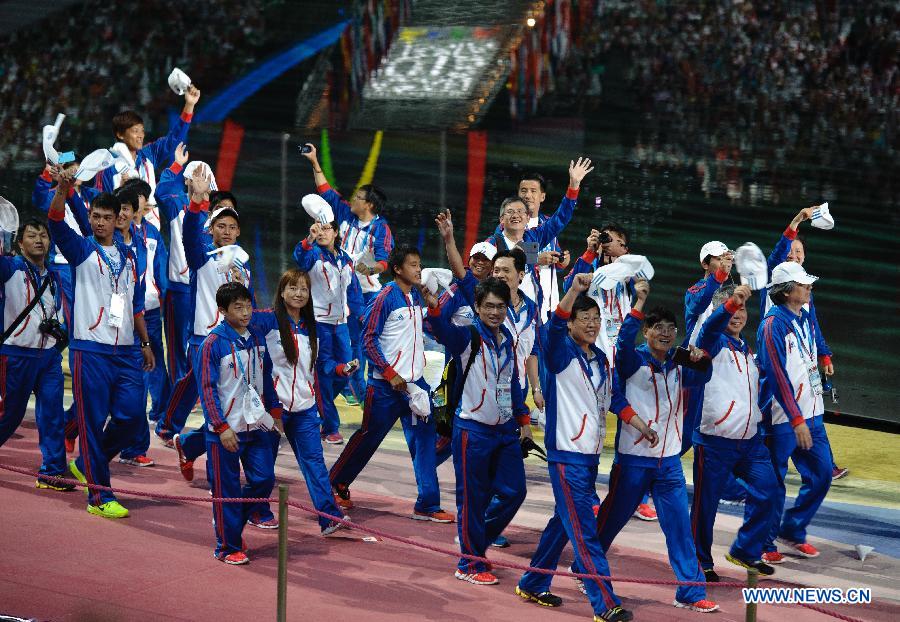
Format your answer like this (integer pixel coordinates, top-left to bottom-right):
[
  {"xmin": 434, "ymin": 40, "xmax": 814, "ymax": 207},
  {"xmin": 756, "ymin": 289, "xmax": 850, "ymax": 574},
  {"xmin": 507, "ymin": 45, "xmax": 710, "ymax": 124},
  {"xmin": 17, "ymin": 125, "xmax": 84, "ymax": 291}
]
[
  {"xmin": 32, "ymin": 165, "xmax": 96, "ymax": 323},
  {"xmin": 158, "ymin": 191, "xmax": 253, "ymax": 466},
  {"xmin": 329, "ymin": 247, "xmax": 445, "ymax": 519},
  {"xmin": 198, "ymin": 282, "xmax": 280, "ymax": 564},
  {"xmin": 48, "ymin": 184, "xmax": 154, "ymax": 519},
  {"xmin": 755, "ymin": 263, "xmax": 832, "ymax": 561},
  {"xmin": 114, "ymin": 191, "xmax": 170, "ymax": 464},
  {"xmin": 689, "ymin": 286, "xmax": 778, "ymax": 580},
  {"xmin": 518, "ymin": 276, "xmax": 656, "ymax": 621},
  {"xmin": 250, "ymin": 274, "xmax": 347, "ymax": 533},
  {"xmin": 308, "ymin": 169, "xmax": 394, "ymax": 404},
  {"xmin": 155, "ymin": 162, "xmax": 202, "ymax": 394},
  {"xmin": 428, "ymin": 277, "xmax": 531, "ymax": 584},
  {"xmin": 292, "ymin": 222, "xmax": 363, "ymax": 440},
  {"xmin": 0, "ymin": 221, "xmax": 70, "ymax": 490},
  {"xmin": 597, "ymin": 282, "xmax": 717, "ymax": 612}
]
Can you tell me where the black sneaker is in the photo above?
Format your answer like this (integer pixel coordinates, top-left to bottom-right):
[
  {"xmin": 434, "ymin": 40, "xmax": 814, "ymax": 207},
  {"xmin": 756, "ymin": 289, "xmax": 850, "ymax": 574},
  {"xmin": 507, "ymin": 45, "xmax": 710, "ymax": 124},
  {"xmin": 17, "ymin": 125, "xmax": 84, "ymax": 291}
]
[
  {"xmin": 726, "ymin": 553, "xmax": 775, "ymax": 576},
  {"xmin": 703, "ymin": 568, "xmax": 720, "ymax": 582},
  {"xmin": 594, "ymin": 606, "xmax": 634, "ymax": 622},
  {"xmin": 35, "ymin": 474, "xmax": 76, "ymax": 492},
  {"xmin": 515, "ymin": 585, "xmax": 562, "ymax": 607}
]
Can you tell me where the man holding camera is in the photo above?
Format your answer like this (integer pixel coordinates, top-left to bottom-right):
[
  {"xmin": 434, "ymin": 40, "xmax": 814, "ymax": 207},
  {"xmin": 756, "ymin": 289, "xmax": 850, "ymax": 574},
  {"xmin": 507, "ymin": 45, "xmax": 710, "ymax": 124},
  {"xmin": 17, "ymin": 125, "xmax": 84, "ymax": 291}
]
[{"xmin": 0, "ymin": 219, "xmax": 71, "ymax": 491}]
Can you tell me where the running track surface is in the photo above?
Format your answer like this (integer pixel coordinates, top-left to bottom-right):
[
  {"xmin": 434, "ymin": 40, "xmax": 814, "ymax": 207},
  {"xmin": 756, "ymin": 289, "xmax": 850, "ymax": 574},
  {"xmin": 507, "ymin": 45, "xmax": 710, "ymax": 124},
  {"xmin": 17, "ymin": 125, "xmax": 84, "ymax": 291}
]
[{"xmin": 1, "ymin": 421, "xmax": 897, "ymax": 622}]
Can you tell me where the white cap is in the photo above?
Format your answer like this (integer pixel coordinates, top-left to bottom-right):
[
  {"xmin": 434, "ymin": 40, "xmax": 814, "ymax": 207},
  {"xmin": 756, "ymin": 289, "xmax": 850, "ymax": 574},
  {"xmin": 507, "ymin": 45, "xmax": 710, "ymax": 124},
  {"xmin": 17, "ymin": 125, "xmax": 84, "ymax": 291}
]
[
  {"xmin": 207, "ymin": 244, "xmax": 249, "ymax": 274},
  {"xmin": 74, "ymin": 148, "xmax": 130, "ymax": 182},
  {"xmin": 811, "ymin": 202, "xmax": 835, "ymax": 230},
  {"xmin": 468, "ymin": 242, "xmax": 497, "ymax": 260},
  {"xmin": 184, "ymin": 161, "xmax": 218, "ymax": 191},
  {"xmin": 168, "ymin": 67, "xmax": 192, "ymax": 96},
  {"xmin": 208, "ymin": 206, "xmax": 240, "ymax": 224},
  {"xmin": 301, "ymin": 194, "xmax": 334, "ymax": 224},
  {"xmin": 421, "ymin": 268, "xmax": 453, "ymax": 295},
  {"xmin": 700, "ymin": 240, "xmax": 731, "ymax": 262},
  {"xmin": 735, "ymin": 242, "xmax": 767, "ymax": 290},
  {"xmin": 767, "ymin": 261, "xmax": 818, "ymax": 288}
]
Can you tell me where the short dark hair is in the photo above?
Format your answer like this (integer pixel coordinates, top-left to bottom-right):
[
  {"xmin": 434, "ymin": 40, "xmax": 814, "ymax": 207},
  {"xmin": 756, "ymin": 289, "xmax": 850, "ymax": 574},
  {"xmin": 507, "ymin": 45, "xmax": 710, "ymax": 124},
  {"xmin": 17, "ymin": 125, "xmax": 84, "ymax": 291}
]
[
  {"xmin": 112, "ymin": 110, "xmax": 144, "ymax": 139},
  {"xmin": 602, "ymin": 223, "xmax": 630, "ymax": 247},
  {"xmin": 114, "ymin": 187, "xmax": 140, "ymax": 213},
  {"xmin": 494, "ymin": 247, "xmax": 526, "ymax": 273},
  {"xmin": 388, "ymin": 244, "xmax": 420, "ymax": 276},
  {"xmin": 91, "ymin": 192, "xmax": 122, "ymax": 217},
  {"xmin": 16, "ymin": 219, "xmax": 48, "ymax": 242},
  {"xmin": 474, "ymin": 276, "xmax": 511, "ymax": 306},
  {"xmin": 701, "ymin": 254, "xmax": 713, "ymax": 267},
  {"xmin": 210, "ymin": 190, "xmax": 239, "ymax": 211},
  {"xmin": 644, "ymin": 306, "xmax": 677, "ymax": 329},
  {"xmin": 120, "ymin": 177, "xmax": 152, "ymax": 200},
  {"xmin": 570, "ymin": 294, "xmax": 600, "ymax": 319},
  {"xmin": 216, "ymin": 282, "xmax": 252, "ymax": 310},
  {"xmin": 499, "ymin": 196, "xmax": 526, "ymax": 219},
  {"xmin": 359, "ymin": 184, "xmax": 386, "ymax": 214},
  {"xmin": 519, "ymin": 172, "xmax": 547, "ymax": 192}
]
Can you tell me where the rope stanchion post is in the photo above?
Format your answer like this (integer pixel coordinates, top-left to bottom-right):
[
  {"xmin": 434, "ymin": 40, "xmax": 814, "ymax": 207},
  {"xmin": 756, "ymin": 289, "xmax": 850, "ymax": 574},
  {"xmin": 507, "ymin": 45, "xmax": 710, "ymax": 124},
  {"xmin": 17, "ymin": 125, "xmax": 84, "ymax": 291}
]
[
  {"xmin": 277, "ymin": 484, "xmax": 288, "ymax": 622},
  {"xmin": 745, "ymin": 567, "xmax": 759, "ymax": 622}
]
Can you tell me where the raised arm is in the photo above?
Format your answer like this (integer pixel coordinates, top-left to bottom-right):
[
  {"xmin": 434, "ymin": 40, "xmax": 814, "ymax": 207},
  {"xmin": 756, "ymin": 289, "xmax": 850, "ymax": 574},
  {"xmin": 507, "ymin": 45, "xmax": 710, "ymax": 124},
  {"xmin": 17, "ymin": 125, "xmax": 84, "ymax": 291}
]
[
  {"xmin": 562, "ymin": 229, "xmax": 600, "ymax": 292},
  {"xmin": 697, "ymin": 285, "xmax": 750, "ymax": 357},
  {"xmin": 435, "ymin": 209, "xmax": 467, "ymax": 280},
  {"xmin": 533, "ymin": 158, "xmax": 593, "ymax": 248},
  {"xmin": 300, "ymin": 143, "xmax": 352, "ymax": 225},
  {"xmin": 146, "ymin": 86, "xmax": 199, "ymax": 168},
  {"xmin": 615, "ymin": 279, "xmax": 649, "ymax": 379},
  {"xmin": 46, "ymin": 169, "xmax": 91, "ymax": 265}
]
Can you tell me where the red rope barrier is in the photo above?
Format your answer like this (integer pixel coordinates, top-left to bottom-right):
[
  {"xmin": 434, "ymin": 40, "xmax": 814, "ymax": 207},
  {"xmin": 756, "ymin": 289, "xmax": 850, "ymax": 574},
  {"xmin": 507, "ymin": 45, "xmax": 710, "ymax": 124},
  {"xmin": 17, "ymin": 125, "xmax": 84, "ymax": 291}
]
[{"xmin": 0, "ymin": 461, "xmax": 877, "ymax": 621}]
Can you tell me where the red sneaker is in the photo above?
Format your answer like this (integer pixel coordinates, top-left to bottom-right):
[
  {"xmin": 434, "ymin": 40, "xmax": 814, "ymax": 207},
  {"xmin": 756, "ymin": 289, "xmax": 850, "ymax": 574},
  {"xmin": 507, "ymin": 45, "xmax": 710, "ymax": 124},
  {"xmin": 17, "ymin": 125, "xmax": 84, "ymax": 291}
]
[
  {"xmin": 220, "ymin": 551, "xmax": 249, "ymax": 565},
  {"xmin": 633, "ymin": 503, "xmax": 658, "ymax": 521},
  {"xmin": 173, "ymin": 434, "xmax": 194, "ymax": 481},
  {"xmin": 454, "ymin": 569, "xmax": 498, "ymax": 585},
  {"xmin": 761, "ymin": 551, "xmax": 785, "ymax": 564},
  {"xmin": 156, "ymin": 432, "xmax": 175, "ymax": 449},
  {"xmin": 780, "ymin": 539, "xmax": 820, "ymax": 558},
  {"xmin": 411, "ymin": 509, "xmax": 455, "ymax": 523},
  {"xmin": 119, "ymin": 455, "xmax": 155, "ymax": 467},
  {"xmin": 324, "ymin": 433, "xmax": 344, "ymax": 445},
  {"xmin": 673, "ymin": 599, "xmax": 719, "ymax": 612}
]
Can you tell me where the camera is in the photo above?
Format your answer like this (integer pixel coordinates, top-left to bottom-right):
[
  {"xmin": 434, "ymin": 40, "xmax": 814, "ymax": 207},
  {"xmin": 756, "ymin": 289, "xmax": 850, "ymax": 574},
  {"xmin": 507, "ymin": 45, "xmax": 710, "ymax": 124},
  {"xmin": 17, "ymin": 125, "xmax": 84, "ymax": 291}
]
[
  {"xmin": 598, "ymin": 231, "xmax": 612, "ymax": 244},
  {"xmin": 298, "ymin": 144, "xmax": 313, "ymax": 155},
  {"xmin": 39, "ymin": 318, "xmax": 67, "ymax": 343}
]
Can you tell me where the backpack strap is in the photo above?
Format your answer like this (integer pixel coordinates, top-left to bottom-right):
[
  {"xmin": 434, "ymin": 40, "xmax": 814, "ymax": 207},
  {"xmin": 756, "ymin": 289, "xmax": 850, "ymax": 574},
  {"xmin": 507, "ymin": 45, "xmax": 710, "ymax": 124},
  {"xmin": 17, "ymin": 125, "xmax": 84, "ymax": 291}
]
[{"xmin": 458, "ymin": 324, "xmax": 482, "ymax": 386}]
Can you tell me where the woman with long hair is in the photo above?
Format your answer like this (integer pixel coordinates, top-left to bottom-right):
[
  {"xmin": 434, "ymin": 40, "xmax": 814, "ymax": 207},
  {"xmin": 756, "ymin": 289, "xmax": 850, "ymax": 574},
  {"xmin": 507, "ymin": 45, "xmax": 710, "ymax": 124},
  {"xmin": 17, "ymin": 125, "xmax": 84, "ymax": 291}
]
[{"xmin": 252, "ymin": 268, "xmax": 348, "ymax": 534}]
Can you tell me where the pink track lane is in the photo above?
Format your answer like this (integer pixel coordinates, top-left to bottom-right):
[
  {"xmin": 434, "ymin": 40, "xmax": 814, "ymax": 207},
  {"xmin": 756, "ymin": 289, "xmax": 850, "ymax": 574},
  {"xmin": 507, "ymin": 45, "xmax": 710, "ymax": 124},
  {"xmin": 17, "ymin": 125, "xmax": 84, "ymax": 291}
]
[{"xmin": 0, "ymin": 421, "xmax": 895, "ymax": 622}]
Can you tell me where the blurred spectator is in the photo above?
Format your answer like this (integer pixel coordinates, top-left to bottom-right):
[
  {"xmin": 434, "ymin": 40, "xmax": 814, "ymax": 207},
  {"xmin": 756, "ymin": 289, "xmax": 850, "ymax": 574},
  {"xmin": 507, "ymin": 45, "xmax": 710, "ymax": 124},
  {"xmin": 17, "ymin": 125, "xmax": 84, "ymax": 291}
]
[{"xmin": 0, "ymin": 0, "xmax": 269, "ymax": 168}]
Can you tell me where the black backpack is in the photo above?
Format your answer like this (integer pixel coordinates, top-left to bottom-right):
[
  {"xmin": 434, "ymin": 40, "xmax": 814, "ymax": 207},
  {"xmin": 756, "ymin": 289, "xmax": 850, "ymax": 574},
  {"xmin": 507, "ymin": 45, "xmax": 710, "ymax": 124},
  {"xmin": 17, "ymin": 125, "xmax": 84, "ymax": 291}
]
[{"xmin": 432, "ymin": 325, "xmax": 481, "ymax": 438}]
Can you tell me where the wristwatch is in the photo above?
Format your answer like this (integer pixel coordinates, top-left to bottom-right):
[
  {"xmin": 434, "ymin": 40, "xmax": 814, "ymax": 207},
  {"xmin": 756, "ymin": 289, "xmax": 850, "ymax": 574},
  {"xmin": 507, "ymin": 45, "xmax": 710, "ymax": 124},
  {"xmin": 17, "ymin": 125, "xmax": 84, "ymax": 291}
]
[{"xmin": 140, "ymin": 341, "xmax": 151, "ymax": 348}]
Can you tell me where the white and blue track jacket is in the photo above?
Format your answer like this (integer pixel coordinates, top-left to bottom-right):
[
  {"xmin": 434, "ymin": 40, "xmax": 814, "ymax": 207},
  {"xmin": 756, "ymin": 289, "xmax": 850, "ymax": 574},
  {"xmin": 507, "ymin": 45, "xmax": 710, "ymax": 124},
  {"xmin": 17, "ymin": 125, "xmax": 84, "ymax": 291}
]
[
  {"xmin": 436, "ymin": 270, "xmax": 477, "ymax": 328},
  {"xmin": 0, "ymin": 256, "xmax": 64, "ymax": 354},
  {"xmin": 198, "ymin": 321, "xmax": 280, "ymax": 434},
  {"xmin": 250, "ymin": 309, "xmax": 330, "ymax": 414},
  {"xmin": 612, "ymin": 310, "xmax": 706, "ymax": 465},
  {"xmin": 155, "ymin": 163, "xmax": 210, "ymax": 293},
  {"xmin": 428, "ymin": 308, "xmax": 530, "ymax": 428},
  {"xmin": 48, "ymin": 214, "xmax": 144, "ymax": 353},
  {"xmin": 132, "ymin": 220, "xmax": 168, "ymax": 312},
  {"xmin": 363, "ymin": 282, "xmax": 428, "ymax": 384},
  {"xmin": 292, "ymin": 239, "xmax": 363, "ymax": 325},
  {"xmin": 451, "ymin": 270, "xmax": 541, "ymax": 390},
  {"xmin": 757, "ymin": 304, "xmax": 825, "ymax": 432},
  {"xmin": 759, "ymin": 227, "xmax": 833, "ymax": 363},
  {"xmin": 541, "ymin": 308, "xmax": 619, "ymax": 465},
  {"xmin": 690, "ymin": 301, "xmax": 762, "ymax": 446},
  {"xmin": 315, "ymin": 182, "xmax": 394, "ymax": 294},
  {"xmin": 184, "ymin": 200, "xmax": 254, "ymax": 346}
]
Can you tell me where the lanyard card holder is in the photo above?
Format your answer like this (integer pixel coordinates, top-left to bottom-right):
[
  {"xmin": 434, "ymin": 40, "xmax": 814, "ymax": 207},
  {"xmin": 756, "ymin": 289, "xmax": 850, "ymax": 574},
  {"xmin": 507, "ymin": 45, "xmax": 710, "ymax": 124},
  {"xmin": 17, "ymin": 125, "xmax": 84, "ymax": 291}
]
[
  {"xmin": 108, "ymin": 292, "xmax": 125, "ymax": 328},
  {"xmin": 807, "ymin": 361, "xmax": 823, "ymax": 396}
]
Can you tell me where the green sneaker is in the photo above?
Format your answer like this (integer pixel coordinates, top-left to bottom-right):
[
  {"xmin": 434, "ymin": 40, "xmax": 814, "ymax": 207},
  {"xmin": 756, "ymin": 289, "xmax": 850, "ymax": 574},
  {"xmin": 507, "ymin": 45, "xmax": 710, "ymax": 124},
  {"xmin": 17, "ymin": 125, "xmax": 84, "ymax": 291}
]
[
  {"xmin": 341, "ymin": 393, "xmax": 360, "ymax": 407},
  {"xmin": 68, "ymin": 459, "xmax": 88, "ymax": 495},
  {"xmin": 87, "ymin": 500, "xmax": 130, "ymax": 519}
]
